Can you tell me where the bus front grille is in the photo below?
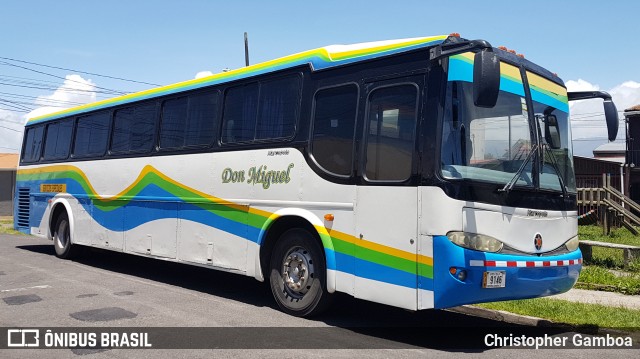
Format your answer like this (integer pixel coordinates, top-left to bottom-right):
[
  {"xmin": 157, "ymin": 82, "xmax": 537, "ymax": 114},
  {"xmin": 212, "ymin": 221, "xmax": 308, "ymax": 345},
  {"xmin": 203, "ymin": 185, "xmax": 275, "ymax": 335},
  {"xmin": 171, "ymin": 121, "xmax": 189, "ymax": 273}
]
[{"xmin": 16, "ymin": 188, "xmax": 30, "ymax": 228}]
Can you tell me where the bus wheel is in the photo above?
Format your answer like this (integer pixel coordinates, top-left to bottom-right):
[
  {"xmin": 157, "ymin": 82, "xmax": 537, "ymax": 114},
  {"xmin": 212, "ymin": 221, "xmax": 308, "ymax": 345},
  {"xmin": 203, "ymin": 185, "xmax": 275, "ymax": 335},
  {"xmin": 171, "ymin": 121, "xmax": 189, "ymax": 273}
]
[
  {"xmin": 269, "ymin": 228, "xmax": 331, "ymax": 317},
  {"xmin": 53, "ymin": 212, "xmax": 78, "ymax": 259}
]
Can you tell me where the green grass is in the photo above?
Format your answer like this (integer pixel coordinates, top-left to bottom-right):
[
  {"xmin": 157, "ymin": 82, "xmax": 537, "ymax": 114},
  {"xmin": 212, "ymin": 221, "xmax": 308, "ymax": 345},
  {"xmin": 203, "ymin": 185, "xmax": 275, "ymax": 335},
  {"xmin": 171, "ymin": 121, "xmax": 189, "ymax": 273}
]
[
  {"xmin": 476, "ymin": 297, "xmax": 640, "ymax": 329},
  {"xmin": 579, "ymin": 225, "xmax": 640, "ymax": 246},
  {"xmin": 577, "ymin": 265, "xmax": 640, "ymax": 295},
  {"xmin": 578, "ymin": 225, "xmax": 640, "ymax": 272},
  {"xmin": 0, "ymin": 217, "xmax": 23, "ymax": 235}
]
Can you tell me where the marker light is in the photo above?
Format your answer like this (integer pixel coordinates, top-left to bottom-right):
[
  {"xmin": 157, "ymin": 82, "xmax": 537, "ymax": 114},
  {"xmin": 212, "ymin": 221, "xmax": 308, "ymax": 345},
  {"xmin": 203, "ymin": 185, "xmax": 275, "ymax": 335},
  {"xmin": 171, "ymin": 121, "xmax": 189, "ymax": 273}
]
[
  {"xmin": 517, "ymin": 53, "xmax": 525, "ymax": 58},
  {"xmin": 498, "ymin": 46, "xmax": 508, "ymax": 51},
  {"xmin": 449, "ymin": 32, "xmax": 461, "ymax": 37},
  {"xmin": 564, "ymin": 235, "xmax": 580, "ymax": 252},
  {"xmin": 324, "ymin": 214, "xmax": 334, "ymax": 221},
  {"xmin": 447, "ymin": 232, "xmax": 504, "ymax": 253}
]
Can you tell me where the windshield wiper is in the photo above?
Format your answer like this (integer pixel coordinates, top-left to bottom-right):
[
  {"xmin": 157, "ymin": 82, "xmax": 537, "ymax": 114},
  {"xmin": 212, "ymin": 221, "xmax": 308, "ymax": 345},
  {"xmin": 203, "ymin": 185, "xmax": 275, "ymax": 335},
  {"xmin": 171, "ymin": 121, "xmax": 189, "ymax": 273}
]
[{"xmin": 499, "ymin": 143, "xmax": 537, "ymax": 194}]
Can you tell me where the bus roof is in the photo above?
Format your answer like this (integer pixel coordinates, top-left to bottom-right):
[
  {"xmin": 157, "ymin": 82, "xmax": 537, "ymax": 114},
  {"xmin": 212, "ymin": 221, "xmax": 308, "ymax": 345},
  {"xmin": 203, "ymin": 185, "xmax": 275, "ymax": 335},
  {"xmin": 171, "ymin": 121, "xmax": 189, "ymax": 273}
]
[{"xmin": 26, "ymin": 35, "xmax": 448, "ymax": 126}]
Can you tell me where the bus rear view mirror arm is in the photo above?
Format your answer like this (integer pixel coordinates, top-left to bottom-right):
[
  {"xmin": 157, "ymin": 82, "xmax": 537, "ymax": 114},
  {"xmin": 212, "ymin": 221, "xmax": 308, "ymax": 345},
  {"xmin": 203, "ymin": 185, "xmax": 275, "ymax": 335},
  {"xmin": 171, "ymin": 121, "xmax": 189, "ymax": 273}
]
[
  {"xmin": 568, "ymin": 91, "xmax": 619, "ymax": 141},
  {"xmin": 429, "ymin": 38, "xmax": 500, "ymax": 108}
]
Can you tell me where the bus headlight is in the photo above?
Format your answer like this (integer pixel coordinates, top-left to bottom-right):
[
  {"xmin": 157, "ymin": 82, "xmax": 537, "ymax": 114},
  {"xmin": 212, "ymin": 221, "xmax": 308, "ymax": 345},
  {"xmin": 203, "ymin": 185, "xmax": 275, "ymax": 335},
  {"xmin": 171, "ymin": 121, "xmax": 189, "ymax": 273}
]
[
  {"xmin": 564, "ymin": 235, "xmax": 579, "ymax": 252},
  {"xmin": 447, "ymin": 232, "xmax": 504, "ymax": 252}
]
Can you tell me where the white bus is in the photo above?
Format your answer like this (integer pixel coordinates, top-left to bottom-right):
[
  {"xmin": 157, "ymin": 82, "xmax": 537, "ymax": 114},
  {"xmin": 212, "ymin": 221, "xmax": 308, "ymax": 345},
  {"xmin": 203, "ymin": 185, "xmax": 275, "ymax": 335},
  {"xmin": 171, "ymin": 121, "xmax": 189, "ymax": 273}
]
[{"xmin": 15, "ymin": 34, "xmax": 618, "ymax": 316}]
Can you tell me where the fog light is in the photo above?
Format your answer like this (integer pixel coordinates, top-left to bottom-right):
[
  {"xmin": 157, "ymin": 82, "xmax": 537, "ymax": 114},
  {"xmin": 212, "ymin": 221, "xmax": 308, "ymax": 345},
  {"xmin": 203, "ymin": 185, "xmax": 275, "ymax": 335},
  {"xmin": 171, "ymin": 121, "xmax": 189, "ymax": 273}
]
[{"xmin": 457, "ymin": 270, "xmax": 467, "ymax": 281}]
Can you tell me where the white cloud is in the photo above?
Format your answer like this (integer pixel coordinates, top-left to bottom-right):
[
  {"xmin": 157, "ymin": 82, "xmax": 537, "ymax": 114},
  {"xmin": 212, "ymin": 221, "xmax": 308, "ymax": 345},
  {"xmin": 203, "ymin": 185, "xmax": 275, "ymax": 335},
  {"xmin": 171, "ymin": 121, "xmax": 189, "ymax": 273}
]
[
  {"xmin": 26, "ymin": 74, "xmax": 96, "ymax": 119},
  {"xmin": 0, "ymin": 109, "xmax": 25, "ymax": 153},
  {"xmin": 0, "ymin": 74, "xmax": 97, "ymax": 154},
  {"xmin": 194, "ymin": 71, "xmax": 213, "ymax": 79}
]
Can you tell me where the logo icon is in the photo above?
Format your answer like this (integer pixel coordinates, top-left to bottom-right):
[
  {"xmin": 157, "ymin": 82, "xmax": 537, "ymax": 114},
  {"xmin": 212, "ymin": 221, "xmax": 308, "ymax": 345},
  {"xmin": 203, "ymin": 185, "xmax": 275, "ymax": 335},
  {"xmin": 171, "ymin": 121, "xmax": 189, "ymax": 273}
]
[
  {"xmin": 7, "ymin": 329, "xmax": 39, "ymax": 347},
  {"xmin": 534, "ymin": 233, "xmax": 543, "ymax": 251}
]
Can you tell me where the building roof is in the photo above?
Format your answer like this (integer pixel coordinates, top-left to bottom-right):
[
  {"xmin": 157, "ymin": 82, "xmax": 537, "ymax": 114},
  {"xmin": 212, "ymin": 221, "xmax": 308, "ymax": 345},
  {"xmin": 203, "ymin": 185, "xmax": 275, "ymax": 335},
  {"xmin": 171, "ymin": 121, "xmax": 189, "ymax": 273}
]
[
  {"xmin": 626, "ymin": 104, "xmax": 640, "ymax": 112},
  {"xmin": 0, "ymin": 153, "xmax": 19, "ymax": 170},
  {"xmin": 593, "ymin": 142, "xmax": 625, "ymax": 154}
]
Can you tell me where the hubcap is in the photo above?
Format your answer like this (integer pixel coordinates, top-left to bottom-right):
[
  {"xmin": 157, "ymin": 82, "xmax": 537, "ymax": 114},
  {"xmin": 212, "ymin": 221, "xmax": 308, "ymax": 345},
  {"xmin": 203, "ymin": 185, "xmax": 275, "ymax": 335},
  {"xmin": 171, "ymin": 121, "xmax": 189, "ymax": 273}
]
[{"xmin": 282, "ymin": 246, "xmax": 314, "ymax": 296}]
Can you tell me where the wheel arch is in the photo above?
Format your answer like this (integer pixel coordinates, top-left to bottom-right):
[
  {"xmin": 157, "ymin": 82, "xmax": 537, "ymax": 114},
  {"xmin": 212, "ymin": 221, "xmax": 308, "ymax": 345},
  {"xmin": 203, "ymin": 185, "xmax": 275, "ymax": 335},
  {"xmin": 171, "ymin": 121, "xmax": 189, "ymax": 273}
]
[
  {"xmin": 49, "ymin": 198, "xmax": 74, "ymax": 243},
  {"xmin": 256, "ymin": 208, "xmax": 336, "ymax": 293}
]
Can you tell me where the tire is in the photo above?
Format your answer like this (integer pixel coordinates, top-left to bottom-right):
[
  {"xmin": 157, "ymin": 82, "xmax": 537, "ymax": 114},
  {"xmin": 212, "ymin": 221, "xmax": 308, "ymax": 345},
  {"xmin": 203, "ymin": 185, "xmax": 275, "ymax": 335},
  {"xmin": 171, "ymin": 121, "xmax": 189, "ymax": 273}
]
[
  {"xmin": 53, "ymin": 212, "xmax": 79, "ymax": 259},
  {"xmin": 269, "ymin": 228, "xmax": 332, "ymax": 317}
]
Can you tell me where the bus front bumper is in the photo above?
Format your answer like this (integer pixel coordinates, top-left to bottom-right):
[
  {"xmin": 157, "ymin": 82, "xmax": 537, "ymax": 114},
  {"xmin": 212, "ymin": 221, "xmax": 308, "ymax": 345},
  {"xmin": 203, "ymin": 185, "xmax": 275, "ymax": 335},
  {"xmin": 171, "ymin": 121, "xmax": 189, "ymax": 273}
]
[{"xmin": 432, "ymin": 235, "xmax": 582, "ymax": 309}]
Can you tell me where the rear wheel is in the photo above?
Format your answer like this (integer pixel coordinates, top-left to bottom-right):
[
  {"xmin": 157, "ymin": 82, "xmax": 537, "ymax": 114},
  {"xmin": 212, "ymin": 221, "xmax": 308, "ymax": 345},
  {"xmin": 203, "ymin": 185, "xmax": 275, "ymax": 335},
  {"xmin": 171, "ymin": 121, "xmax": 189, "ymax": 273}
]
[
  {"xmin": 53, "ymin": 212, "xmax": 79, "ymax": 259},
  {"xmin": 269, "ymin": 228, "xmax": 332, "ymax": 317}
]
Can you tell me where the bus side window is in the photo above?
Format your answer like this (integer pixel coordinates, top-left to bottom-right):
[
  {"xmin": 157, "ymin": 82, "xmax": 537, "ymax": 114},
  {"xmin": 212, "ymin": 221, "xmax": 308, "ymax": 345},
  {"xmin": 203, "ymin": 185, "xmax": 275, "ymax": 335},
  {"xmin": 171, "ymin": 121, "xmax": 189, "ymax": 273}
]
[
  {"xmin": 221, "ymin": 83, "xmax": 258, "ymax": 143},
  {"xmin": 256, "ymin": 76, "xmax": 300, "ymax": 140},
  {"xmin": 111, "ymin": 103, "xmax": 156, "ymax": 154},
  {"xmin": 43, "ymin": 119, "xmax": 73, "ymax": 160},
  {"xmin": 21, "ymin": 125, "xmax": 45, "ymax": 163},
  {"xmin": 185, "ymin": 91, "xmax": 219, "ymax": 147},
  {"xmin": 74, "ymin": 112, "xmax": 110, "ymax": 157},
  {"xmin": 311, "ymin": 85, "xmax": 358, "ymax": 176},
  {"xmin": 364, "ymin": 84, "xmax": 418, "ymax": 181}
]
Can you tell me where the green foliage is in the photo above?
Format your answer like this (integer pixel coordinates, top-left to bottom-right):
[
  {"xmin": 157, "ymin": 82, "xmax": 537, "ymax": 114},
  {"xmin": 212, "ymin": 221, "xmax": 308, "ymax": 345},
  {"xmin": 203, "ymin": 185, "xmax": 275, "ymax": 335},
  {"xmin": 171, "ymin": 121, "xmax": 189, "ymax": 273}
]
[
  {"xmin": 577, "ymin": 266, "xmax": 640, "ymax": 295},
  {"xmin": 477, "ymin": 297, "xmax": 640, "ymax": 329}
]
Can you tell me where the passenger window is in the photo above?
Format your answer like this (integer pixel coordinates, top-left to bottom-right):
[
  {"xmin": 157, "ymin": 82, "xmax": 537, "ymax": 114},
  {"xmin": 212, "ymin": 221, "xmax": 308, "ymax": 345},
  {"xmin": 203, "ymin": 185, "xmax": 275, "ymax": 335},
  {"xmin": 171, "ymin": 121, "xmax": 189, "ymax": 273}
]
[
  {"xmin": 221, "ymin": 83, "xmax": 258, "ymax": 143},
  {"xmin": 185, "ymin": 91, "xmax": 219, "ymax": 147},
  {"xmin": 111, "ymin": 103, "xmax": 156, "ymax": 153},
  {"xmin": 74, "ymin": 112, "xmax": 110, "ymax": 157},
  {"xmin": 43, "ymin": 119, "xmax": 73, "ymax": 160},
  {"xmin": 160, "ymin": 97, "xmax": 188, "ymax": 149},
  {"xmin": 365, "ymin": 85, "xmax": 418, "ymax": 181},
  {"xmin": 22, "ymin": 125, "xmax": 45, "ymax": 163},
  {"xmin": 256, "ymin": 76, "xmax": 300, "ymax": 139},
  {"xmin": 221, "ymin": 75, "xmax": 301, "ymax": 144},
  {"xmin": 311, "ymin": 85, "xmax": 358, "ymax": 176}
]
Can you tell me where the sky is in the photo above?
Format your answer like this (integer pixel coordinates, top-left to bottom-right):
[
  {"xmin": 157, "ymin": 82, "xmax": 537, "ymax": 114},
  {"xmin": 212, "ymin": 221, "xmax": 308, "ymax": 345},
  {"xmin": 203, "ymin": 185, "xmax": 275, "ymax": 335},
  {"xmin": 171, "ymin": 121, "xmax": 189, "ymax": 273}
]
[{"xmin": 1, "ymin": 0, "xmax": 639, "ymax": 157}]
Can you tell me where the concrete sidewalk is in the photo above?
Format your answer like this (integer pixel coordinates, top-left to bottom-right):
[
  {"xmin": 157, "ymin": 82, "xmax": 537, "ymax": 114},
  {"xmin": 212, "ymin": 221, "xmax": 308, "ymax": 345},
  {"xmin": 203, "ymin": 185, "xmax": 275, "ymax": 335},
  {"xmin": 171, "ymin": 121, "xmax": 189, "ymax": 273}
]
[{"xmin": 551, "ymin": 288, "xmax": 640, "ymax": 310}]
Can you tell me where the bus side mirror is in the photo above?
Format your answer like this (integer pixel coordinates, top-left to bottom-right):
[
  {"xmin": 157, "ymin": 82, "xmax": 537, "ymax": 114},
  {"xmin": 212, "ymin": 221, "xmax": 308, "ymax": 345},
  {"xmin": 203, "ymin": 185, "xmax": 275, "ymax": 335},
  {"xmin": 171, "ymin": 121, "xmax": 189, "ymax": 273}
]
[
  {"xmin": 473, "ymin": 51, "xmax": 500, "ymax": 108},
  {"xmin": 604, "ymin": 99, "xmax": 619, "ymax": 141},
  {"xmin": 545, "ymin": 114, "xmax": 561, "ymax": 149}
]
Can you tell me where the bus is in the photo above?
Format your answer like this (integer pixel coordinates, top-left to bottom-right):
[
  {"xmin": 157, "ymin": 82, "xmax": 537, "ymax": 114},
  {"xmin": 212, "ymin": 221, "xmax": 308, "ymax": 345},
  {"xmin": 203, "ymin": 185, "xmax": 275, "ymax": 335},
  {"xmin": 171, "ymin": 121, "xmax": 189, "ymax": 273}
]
[{"xmin": 14, "ymin": 34, "xmax": 619, "ymax": 317}]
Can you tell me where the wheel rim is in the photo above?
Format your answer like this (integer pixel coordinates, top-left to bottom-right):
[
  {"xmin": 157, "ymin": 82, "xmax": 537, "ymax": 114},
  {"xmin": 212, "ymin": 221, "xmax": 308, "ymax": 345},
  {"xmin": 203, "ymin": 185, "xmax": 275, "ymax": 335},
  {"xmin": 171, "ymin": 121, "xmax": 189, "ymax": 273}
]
[
  {"xmin": 55, "ymin": 219, "xmax": 69, "ymax": 249},
  {"xmin": 281, "ymin": 246, "xmax": 315, "ymax": 298}
]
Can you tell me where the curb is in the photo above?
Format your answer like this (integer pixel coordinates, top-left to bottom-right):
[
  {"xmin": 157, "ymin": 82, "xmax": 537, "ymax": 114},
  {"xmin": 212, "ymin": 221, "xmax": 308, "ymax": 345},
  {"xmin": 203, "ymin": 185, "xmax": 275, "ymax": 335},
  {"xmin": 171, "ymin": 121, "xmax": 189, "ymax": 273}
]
[
  {"xmin": 447, "ymin": 305, "xmax": 640, "ymax": 341},
  {"xmin": 446, "ymin": 305, "xmax": 554, "ymax": 327}
]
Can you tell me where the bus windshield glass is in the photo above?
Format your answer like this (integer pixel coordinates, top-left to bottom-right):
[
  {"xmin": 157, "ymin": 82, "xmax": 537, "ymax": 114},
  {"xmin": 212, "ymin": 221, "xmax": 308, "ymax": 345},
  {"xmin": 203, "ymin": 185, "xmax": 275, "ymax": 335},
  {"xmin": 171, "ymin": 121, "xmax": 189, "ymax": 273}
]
[{"xmin": 440, "ymin": 53, "xmax": 575, "ymax": 193}]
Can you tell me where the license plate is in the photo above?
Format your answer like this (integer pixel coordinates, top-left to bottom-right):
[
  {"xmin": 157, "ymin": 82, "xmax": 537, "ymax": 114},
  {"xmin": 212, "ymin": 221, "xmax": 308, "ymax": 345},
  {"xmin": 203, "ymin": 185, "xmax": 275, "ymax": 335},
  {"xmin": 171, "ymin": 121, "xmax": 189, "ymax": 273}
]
[{"xmin": 483, "ymin": 271, "xmax": 506, "ymax": 288}]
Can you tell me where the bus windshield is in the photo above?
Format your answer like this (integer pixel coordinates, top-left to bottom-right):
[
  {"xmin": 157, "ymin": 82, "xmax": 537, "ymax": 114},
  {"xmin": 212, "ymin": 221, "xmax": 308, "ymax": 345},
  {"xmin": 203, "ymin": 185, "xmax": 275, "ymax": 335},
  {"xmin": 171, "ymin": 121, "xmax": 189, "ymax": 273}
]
[{"xmin": 440, "ymin": 54, "xmax": 575, "ymax": 193}]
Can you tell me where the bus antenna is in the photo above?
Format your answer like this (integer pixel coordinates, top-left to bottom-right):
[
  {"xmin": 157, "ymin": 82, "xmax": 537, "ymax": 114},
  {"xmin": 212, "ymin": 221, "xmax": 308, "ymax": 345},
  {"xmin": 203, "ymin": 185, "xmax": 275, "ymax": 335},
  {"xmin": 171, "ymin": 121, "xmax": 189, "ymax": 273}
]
[{"xmin": 244, "ymin": 32, "xmax": 250, "ymax": 67}]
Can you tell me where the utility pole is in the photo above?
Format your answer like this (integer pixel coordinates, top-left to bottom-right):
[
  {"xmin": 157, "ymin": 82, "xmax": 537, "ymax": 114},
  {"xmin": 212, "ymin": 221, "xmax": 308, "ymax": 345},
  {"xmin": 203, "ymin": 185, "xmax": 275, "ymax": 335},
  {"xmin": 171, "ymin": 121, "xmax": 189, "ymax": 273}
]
[{"xmin": 244, "ymin": 32, "xmax": 250, "ymax": 67}]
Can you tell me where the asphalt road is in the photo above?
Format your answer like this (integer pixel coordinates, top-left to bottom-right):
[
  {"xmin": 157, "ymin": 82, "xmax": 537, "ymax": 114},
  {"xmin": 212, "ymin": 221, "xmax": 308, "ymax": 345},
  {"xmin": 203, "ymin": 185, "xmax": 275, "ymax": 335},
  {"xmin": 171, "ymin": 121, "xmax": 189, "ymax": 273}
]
[{"xmin": 1, "ymin": 233, "xmax": 637, "ymax": 358}]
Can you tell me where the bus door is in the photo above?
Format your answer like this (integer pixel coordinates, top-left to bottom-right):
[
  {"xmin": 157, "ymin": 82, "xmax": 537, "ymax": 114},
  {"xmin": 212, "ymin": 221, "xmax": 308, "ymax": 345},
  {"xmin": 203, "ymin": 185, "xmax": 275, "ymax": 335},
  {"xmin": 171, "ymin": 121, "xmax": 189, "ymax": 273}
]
[{"xmin": 354, "ymin": 76, "xmax": 422, "ymax": 310}]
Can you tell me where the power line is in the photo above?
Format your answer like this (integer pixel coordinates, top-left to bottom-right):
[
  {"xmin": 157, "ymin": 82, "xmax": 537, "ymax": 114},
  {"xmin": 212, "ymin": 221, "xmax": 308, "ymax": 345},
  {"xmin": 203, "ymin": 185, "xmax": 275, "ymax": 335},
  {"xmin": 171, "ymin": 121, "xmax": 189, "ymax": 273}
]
[
  {"xmin": 0, "ymin": 60, "xmax": 127, "ymax": 96},
  {"xmin": 0, "ymin": 56, "xmax": 162, "ymax": 87},
  {"xmin": 0, "ymin": 124, "xmax": 21, "ymax": 132}
]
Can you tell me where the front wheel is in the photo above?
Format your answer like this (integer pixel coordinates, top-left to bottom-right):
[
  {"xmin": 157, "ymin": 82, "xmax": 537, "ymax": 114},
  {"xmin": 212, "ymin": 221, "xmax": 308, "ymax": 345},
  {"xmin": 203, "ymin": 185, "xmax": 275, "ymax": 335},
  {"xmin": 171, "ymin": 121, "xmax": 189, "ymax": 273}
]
[
  {"xmin": 269, "ymin": 228, "xmax": 332, "ymax": 317},
  {"xmin": 53, "ymin": 212, "xmax": 79, "ymax": 259}
]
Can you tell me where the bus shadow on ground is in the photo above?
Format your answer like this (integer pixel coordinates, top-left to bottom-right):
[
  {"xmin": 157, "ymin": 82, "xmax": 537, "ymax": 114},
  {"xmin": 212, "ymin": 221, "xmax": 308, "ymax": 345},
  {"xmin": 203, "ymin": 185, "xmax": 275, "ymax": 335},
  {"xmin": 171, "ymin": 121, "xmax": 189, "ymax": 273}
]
[{"xmin": 16, "ymin": 243, "xmax": 587, "ymax": 351}]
